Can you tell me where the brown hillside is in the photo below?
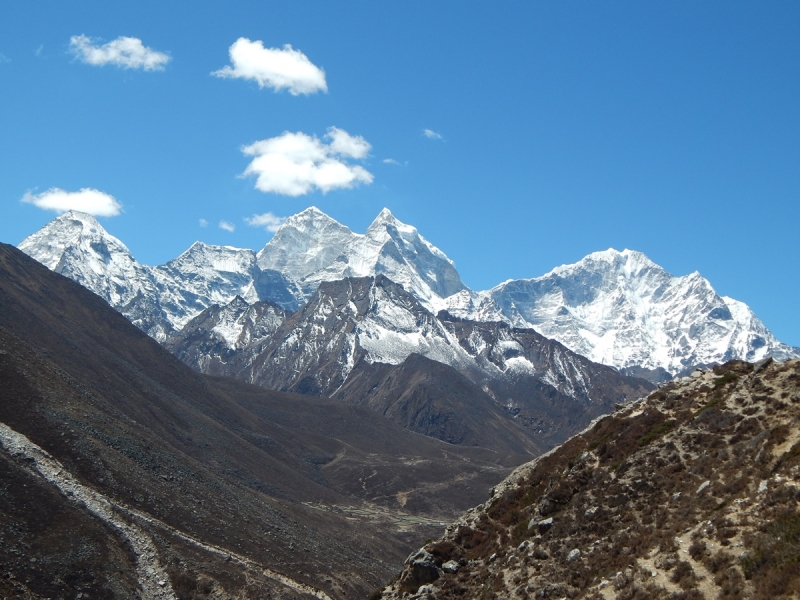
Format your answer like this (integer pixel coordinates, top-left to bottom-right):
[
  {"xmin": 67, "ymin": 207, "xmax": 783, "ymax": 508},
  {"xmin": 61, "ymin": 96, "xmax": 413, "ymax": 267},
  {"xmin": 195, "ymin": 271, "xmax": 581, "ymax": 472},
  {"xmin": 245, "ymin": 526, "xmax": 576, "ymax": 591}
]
[
  {"xmin": 380, "ymin": 358, "xmax": 800, "ymax": 600},
  {"xmin": 0, "ymin": 242, "xmax": 524, "ymax": 599}
]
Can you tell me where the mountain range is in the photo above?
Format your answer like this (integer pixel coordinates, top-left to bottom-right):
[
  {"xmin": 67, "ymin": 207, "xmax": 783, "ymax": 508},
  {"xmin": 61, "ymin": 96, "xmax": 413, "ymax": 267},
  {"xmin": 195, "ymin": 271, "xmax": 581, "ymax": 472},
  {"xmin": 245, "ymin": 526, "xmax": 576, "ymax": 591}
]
[
  {"xmin": 18, "ymin": 208, "xmax": 799, "ymax": 453},
  {"xmin": 8, "ymin": 208, "xmax": 800, "ymax": 598},
  {"xmin": 19, "ymin": 208, "xmax": 797, "ymax": 381}
]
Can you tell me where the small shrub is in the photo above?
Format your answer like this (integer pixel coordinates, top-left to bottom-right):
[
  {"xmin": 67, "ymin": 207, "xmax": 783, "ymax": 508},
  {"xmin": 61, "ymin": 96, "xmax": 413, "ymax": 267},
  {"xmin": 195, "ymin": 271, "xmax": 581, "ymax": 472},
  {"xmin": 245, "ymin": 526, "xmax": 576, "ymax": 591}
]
[
  {"xmin": 713, "ymin": 373, "xmax": 739, "ymax": 389},
  {"xmin": 639, "ymin": 420, "xmax": 676, "ymax": 447},
  {"xmin": 688, "ymin": 540, "xmax": 707, "ymax": 560},
  {"xmin": 671, "ymin": 560, "xmax": 697, "ymax": 589}
]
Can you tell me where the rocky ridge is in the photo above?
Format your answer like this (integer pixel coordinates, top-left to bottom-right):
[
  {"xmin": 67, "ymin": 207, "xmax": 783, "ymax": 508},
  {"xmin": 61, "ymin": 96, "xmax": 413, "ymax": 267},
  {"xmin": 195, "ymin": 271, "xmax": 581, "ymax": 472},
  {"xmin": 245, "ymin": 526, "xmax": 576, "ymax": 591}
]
[
  {"xmin": 381, "ymin": 357, "xmax": 800, "ymax": 599},
  {"xmin": 169, "ymin": 275, "xmax": 653, "ymax": 451}
]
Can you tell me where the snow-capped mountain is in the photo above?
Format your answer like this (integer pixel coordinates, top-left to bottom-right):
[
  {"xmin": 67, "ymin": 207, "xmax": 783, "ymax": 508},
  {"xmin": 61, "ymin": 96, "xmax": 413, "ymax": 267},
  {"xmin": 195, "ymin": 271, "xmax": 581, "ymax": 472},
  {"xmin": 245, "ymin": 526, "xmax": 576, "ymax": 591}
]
[
  {"xmin": 18, "ymin": 210, "xmax": 797, "ymax": 379},
  {"xmin": 18, "ymin": 212, "xmax": 302, "ymax": 340},
  {"xmin": 257, "ymin": 206, "xmax": 467, "ymax": 309},
  {"xmin": 17, "ymin": 211, "xmax": 173, "ymax": 339},
  {"xmin": 18, "ymin": 207, "xmax": 464, "ymax": 341},
  {"xmin": 488, "ymin": 249, "xmax": 799, "ymax": 377},
  {"xmin": 256, "ymin": 207, "xmax": 357, "ymax": 283}
]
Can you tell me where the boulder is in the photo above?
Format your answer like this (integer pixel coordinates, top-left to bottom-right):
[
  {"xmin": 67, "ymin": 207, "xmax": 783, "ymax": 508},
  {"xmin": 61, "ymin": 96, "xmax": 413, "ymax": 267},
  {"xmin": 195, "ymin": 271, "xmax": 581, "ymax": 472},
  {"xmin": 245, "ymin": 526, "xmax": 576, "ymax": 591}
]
[
  {"xmin": 442, "ymin": 560, "xmax": 460, "ymax": 574},
  {"xmin": 538, "ymin": 517, "xmax": 554, "ymax": 534},
  {"xmin": 399, "ymin": 548, "xmax": 440, "ymax": 594}
]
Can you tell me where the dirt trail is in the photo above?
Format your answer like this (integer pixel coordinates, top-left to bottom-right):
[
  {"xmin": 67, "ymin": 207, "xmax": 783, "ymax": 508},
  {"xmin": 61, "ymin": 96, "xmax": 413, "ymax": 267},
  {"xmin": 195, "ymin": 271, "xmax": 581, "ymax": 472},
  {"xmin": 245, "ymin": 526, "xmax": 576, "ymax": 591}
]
[
  {"xmin": 0, "ymin": 420, "xmax": 333, "ymax": 600},
  {"xmin": 0, "ymin": 421, "xmax": 176, "ymax": 599}
]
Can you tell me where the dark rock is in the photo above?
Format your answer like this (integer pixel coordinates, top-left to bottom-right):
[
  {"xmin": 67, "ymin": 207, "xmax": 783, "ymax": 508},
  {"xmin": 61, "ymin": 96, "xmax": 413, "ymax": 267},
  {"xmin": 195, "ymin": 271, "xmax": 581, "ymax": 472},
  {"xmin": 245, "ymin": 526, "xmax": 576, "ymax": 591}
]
[
  {"xmin": 399, "ymin": 548, "xmax": 440, "ymax": 593},
  {"xmin": 538, "ymin": 517, "xmax": 553, "ymax": 533}
]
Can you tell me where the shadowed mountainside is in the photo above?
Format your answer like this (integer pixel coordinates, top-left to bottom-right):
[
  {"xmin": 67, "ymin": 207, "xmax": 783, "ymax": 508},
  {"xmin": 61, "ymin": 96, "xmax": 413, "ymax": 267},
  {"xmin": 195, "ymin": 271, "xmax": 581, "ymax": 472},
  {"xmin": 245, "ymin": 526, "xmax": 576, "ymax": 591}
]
[
  {"xmin": 168, "ymin": 276, "xmax": 652, "ymax": 454},
  {"xmin": 0, "ymin": 243, "xmax": 525, "ymax": 599}
]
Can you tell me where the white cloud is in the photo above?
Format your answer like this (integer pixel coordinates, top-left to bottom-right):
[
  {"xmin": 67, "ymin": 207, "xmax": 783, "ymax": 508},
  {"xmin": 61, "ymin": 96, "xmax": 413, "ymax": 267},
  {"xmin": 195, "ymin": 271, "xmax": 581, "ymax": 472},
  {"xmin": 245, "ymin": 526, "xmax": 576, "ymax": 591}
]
[
  {"xmin": 219, "ymin": 220, "xmax": 235, "ymax": 232},
  {"xmin": 423, "ymin": 128, "xmax": 444, "ymax": 140},
  {"xmin": 383, "ymin": 158, "xmax": 405, "ymax": 166},
  {"xmin": 22, "ymin": 188, "xmax": 122, "ymax": 216},
  {"xmin": 199, "ymin": 218, "xmax": 209, "ymax": 227},
  {"xmin": 69, "ymin": 35, "xmax": 170, "ymax": 70},
  {"xmin": 212, "ymin": 38, "xmax": 326, "ymax": 95},
  {"xmin": 241, "ymin": 127, "xmax": 373, "ymax": 196},
  {"xmin": 0, "ymin": 53, "xmax": 10, "ymax": 63},
  {"xmin": 326, "ymin": 127, "xmax": 370, "ymax": 158},
  {"xmin": 34, "ymin": 45, "xmax": 43, "ymax": 56},
  {"xmin": 245, "ymin": 212, "xmax": 286, "ymax": 232}
]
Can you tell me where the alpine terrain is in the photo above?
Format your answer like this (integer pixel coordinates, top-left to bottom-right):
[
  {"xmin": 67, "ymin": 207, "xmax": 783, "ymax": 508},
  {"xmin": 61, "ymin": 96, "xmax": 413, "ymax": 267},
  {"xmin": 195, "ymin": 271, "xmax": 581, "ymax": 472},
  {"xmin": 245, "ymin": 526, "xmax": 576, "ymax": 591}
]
[
  {"xmin": 488, "ymin": 249, "xmax": 799, "ymax": 381},
  {"xmin": 19, "ymin": 209, "xmax": 656, "ymax": 453},
  {"xmin": 167, "ymin": 275, "xmax": 652, "ymax": 450},
  {"xmin": 0, "ymin": 241, "xmax": 528, "ymax": 599}
]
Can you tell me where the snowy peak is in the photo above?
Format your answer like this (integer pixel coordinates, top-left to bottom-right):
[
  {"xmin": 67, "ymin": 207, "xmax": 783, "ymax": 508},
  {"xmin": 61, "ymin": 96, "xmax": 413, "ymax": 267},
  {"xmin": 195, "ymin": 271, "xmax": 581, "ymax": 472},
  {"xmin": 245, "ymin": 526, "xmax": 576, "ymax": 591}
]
[
  {"xmin": 255, "ymin": 207, "xmax": 466, "ymax": 309},
  {"xmin": 19, "ymin": 210, "xmax": 133, "ymax": 271},
  {"xmin": 304, "ymin": 208, "xmax": 466, "ymax": 306},
  {"xmin": 256, "ymin": 206, "xmax": 358, "ymax": 281},
  {"xmin": 366, "ymin": 207, "xmax": 400, "ymax": 230},
  {"xmin": 160, "ymin": 242, "xmax": 255, "ymax": 279},
  {"xmin": 489, "ymin": 248, "xmax": 799, "ymax": 376},
  {"xmin": 18, "ymin": 211, "xmax": 156, "ymax": 313}
]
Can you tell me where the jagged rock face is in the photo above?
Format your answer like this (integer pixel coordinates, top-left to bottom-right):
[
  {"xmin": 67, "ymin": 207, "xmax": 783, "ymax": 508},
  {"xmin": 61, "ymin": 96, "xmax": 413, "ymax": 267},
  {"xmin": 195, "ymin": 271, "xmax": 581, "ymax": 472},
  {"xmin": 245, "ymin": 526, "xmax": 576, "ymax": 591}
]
[
  {"xmin": 165, "ymin": 296, "xmax": 290, "ymax": 376},
  {"xmin": 438, "ymin": 316, "xmax": 654, "ymax": 447},
  {"xmin": 167, "ymin": 275, "xmax": 652, "ymax": 452},
  {"xmin": 238, "ymin": 275, "xmax": 466, "ymax": 396},
  {"xmin": 380, "ymin": 358, "xmax": 800, "ymax": 600},
  {"xmin": 489, "ymin": 249, "xmax": 799, "ymax": 377}
]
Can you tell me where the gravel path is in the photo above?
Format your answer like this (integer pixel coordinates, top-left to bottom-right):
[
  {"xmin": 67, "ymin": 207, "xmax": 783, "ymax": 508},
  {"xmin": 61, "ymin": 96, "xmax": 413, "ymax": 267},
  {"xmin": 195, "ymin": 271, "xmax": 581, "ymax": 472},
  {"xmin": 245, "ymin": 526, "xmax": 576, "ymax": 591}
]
[{"xmin": 0, "ymin": 420, "xmax": 333, "ymax": 600}]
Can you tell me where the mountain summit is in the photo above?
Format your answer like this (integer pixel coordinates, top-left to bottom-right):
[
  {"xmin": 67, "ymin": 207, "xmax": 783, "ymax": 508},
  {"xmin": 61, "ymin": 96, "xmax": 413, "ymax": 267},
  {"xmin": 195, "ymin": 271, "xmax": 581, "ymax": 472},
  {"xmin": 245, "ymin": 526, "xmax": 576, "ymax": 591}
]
[{"xmin": 489, "ymin": 248, "xmax": 798, "ymax": 378}]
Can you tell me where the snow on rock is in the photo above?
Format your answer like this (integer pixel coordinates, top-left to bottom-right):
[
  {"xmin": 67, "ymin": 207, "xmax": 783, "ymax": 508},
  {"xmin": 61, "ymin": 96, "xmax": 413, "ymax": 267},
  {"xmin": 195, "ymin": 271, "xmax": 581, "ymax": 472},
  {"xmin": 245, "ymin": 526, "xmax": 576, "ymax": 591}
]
[
  {"xmin": 18, "ymin": 211, "xmax": 299, "ymax": 341},
  {"xmin": 256, "ymin": 206, "xmax": 358, "ymax": 282},
  {"xmin": 152, "ymin": 242, "xmax": 259, "ymax": 331},
  {"xmin": 283, "ymin": 207, "xmax": 468, "ymax": 311},
  {"xmin": 488, "ymin": 248, "xmax": 799, "ymax": 375},
  {"xmin": 17, "ymin": 211, "xmax": 171, "ymax": 339}
]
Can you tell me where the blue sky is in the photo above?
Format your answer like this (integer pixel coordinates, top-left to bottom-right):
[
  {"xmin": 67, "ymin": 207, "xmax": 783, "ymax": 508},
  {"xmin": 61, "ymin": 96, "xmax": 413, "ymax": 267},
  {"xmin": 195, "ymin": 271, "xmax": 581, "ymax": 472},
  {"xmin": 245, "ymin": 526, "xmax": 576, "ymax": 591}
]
[{"xmin": 1, "ymin": 1, "xmax": 798, "ymax": 345}]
